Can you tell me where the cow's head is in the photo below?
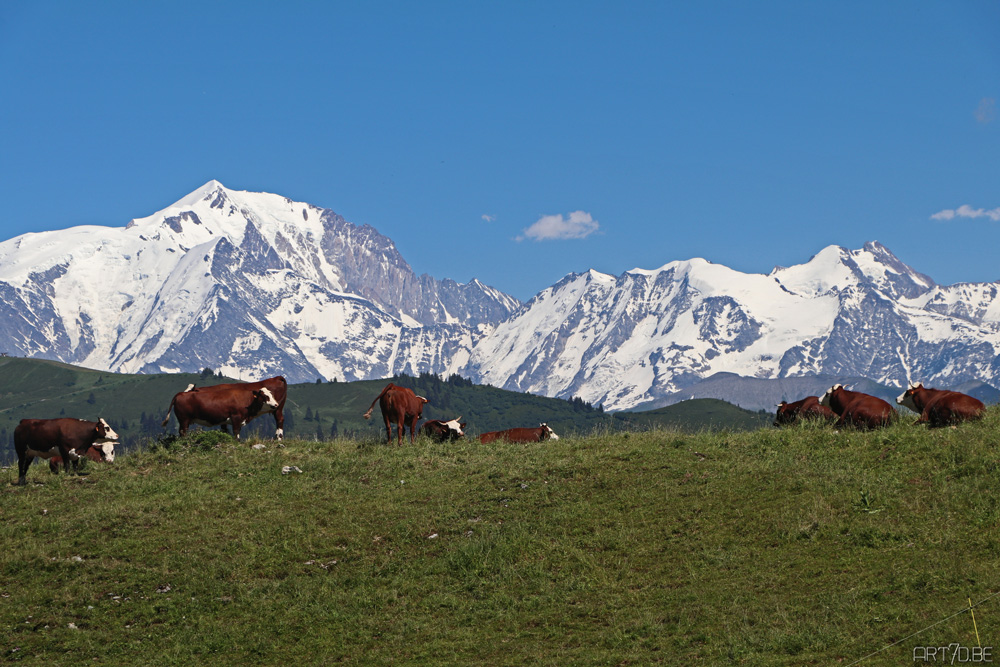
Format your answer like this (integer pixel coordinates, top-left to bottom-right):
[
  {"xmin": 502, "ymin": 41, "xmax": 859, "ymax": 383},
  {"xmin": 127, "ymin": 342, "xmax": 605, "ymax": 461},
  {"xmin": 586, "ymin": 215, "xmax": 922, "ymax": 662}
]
[
  {"xmin": 442, "ymin": 417, "xmax": 465, "ymax": 439},
  {"xmin": 540, "ymin": 423, "xmax": 560, "ymax": 440},
  {"xmin": 92, "ymin": 440, "xmax": 116, "ymax": 463},
  {"xmin": 819, "ymin": 385, "xmax": 844, "ymax": 408},
  {"xmin": 259, "ymin": 388, "xmax": 280, "ymax": 412},
  {"xmin": 95, "ymin": 418, "xmax": 119, "ymax": 443},
  {"xmin": 896, "ymin": 382, "xmax": 924, "ymax": 411}
]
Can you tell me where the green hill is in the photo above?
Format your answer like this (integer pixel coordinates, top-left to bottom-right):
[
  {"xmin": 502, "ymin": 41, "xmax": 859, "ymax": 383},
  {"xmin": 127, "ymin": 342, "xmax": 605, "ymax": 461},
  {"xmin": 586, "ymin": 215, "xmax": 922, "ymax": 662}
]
[
  {"xmin": 3, "ymin": 414, "xmax": 998, "ymax": 664},
  {"xmin": 0, "ymin": 360, "xmax": 770, "ymax": 462}
]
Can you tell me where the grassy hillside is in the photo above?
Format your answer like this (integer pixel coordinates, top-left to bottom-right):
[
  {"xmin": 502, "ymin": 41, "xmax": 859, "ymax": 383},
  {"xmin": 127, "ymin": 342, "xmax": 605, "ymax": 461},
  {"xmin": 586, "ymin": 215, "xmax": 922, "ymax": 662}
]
[
  {"xmin": 0, "ymin": 360, "xmax": 769, "ymax": 463},
  {"xmin": 2, "ymin": 412, "xmax": 998, "ymax": 664}
]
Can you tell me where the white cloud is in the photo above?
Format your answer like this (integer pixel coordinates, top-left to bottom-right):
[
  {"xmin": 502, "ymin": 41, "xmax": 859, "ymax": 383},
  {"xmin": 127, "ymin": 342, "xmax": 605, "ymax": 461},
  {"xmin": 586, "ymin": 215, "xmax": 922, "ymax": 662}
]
[
  {"xmin": 517, "ymin": 211, "xmax": 600, "ymax": 242},
  {"xmin": 975, "ymin": 97, "xmax": 996, "ymax": 124},
  {"xmin": 931, "ymin": 205, "xmax": 1000, "ymax": 222},
  {"xmin": 481, "ymin": 214, "xmax": 496, "ymax": 223}
]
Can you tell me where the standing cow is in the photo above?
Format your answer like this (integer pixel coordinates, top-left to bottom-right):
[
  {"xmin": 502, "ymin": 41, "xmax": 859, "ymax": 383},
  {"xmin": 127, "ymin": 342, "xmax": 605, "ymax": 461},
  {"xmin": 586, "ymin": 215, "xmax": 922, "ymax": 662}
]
[
  {"xmin": 419, "ymin": 417, "xmax": 466, "ymax": 442},
  {"xmin": 479, "ymin": 423, "xmax": 560, "ymax": 444},
  {"xmin": 174, "ymin": 376, "xmax": 288, "ymax": 439},
  {"xmin": 774, "ymin": 396, "xmax": 837, "ymax": 426},
  {"xmin": 15, "ymin": 418, "xmax": 119, "ymax": 486},
  {"xmin": 162, "ymin": 385, "xmax": 277, "ymax": 440},
  {"xmin": 896, "ymin": 383, "xmax": 985, "ymax": 427},
  {"xmin": 819, "ymin": 385, "xmax": 896, "ymax": 430},
  {"xmin": 362, "ymin": 383, "xmax": 428, "ymax": 445}
]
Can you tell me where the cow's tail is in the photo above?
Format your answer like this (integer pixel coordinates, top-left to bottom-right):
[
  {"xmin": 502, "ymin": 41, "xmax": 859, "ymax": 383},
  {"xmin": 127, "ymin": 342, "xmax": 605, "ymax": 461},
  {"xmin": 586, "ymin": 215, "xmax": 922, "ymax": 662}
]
[
  {"xmin": 161, "ymin": 395, "xmax": 178, "ymax": 428},
  {"xmin": 363, "ymin": 383, "xmax": 395, "ymax": 420}
]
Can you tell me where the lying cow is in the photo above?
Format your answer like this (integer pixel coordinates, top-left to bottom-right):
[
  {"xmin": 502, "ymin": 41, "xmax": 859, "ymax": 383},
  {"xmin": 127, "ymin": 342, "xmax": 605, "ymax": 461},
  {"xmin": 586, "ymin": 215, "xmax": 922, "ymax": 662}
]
[
  {"xmin": 363, "ymin": 383, "xmax": 429, "ymax": 445},
  {"xmin": 819, "ymin": 385, "xmax": 896, "ymax": 429},
  {"xmin": 162, "ymin": 385, "xmax": 277, "ymax": 439},
  {"xmin": 49, "ymin": 440, "xmax": 116, "ymax": 473},
  {"xmin": 896, "ymin": 383, "xmax": 985, "ymax": 427},
  {"xmin": 419, "ymin": 417, "xmax": 466, "ymax": 442},
  {"xmin": 479, "ymin": 423, "xmax": 560, "ymax": 444},
  {"xmin": 176, "ymin": 376, "xmax": 288, "ymax": 439},
  {"xmin": 774, "ymin": 396, "xmax": 836, "ymax": 426},
  {"xmin": 14, "ymin": 418, "xmax": 119, "ymax": 486}
]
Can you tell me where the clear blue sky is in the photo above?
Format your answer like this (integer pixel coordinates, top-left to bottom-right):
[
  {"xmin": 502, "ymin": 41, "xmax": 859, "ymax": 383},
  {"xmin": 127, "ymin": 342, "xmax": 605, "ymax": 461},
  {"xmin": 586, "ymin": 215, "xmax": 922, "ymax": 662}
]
[{"xmin": 2, "ymin": 2, "xmax": 998, "ymax": 301}]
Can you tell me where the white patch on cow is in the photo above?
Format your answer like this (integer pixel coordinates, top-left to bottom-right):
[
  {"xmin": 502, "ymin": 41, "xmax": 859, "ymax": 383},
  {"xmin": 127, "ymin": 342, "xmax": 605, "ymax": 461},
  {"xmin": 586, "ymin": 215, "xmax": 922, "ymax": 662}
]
[
  {"xmin": 184, "ymin": 384, "xmax": 196, "ymax": 392},
  {"xmin": 26, "ymin": 446, "xmax": 61, "ymax": 460},
  {"xmin": 541, "ymin": 423, "xmax": 560, "ymax": 440},
  {"xmin": 897, "ymin": 387, "xmax": 920, "ymax": 412},
  {"xmin": 99, "ymin": 418, "xmax": 119, "ymax": 441},
  {"xmin": 96, "ymin": 442, "xmax": 116, "ymax": 462},
  {"xmin": 260, "ymin": 388, "xmax": 279, "ymax": 410},
  {"xmin": 275, "ymin": 428, "xmax": 284, "ymax": 440},
  {"xmin": 819, "ymin": 384, "xmax": 842, "ymax": 408},
  {"xmin": 444, "ymin": 419, "xmax": 464, "ymax": 436}
]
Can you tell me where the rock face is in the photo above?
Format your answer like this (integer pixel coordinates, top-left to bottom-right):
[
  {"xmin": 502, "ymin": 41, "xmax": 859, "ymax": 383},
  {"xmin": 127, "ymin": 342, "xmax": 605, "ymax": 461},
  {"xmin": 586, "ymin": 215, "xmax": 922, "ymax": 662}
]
[
  {"xmin": 2, "ymin": 181, "xmax": 998, "ymax": 411},
  {"xmin": 0, "ymin": 181, "xmax": 519, "ymax": 383}
]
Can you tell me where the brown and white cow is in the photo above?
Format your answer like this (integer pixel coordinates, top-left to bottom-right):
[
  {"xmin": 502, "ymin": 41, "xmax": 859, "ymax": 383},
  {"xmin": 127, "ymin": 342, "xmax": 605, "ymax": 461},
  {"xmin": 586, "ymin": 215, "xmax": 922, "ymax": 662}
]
[
  {"xmin": 14, "ymin": 418, "xmax": 119, "ymax": 486},
  {"xmin": 419, "ymin": 417, "xmax": 466, "ymax": 442},
  {"xmin": 48, "ymin": 440, "xmax": 116, "ymax": 473},
  {"xmin": 363, "ymin": 383, "xmax": 429, "ymax": 445},
  {"xmin": 896, "ymin": 383, "xmax": 986, "ymax": 427},
  {"xmin": 161, "ymin": 385, "xmax": 277, "ymax": 440},
  {"xmin": 175, "ymin": 377, "xmax": 288, "ymax": 439},
  {"xmin": 479, "ymin": 423, "xmax": 560, "ymax": 444},
  {"xmin": 819, "ymin": 385, "xmax": 896, "ymax": 430},
  {"xmin": 774, "ymin": 396, "xmax": 837, "ymax": 426}
]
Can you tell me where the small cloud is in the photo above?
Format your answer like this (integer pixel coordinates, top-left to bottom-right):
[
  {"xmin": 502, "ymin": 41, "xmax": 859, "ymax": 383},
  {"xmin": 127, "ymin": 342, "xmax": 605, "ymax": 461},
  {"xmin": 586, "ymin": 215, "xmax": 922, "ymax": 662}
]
[
  {"xmin": 481, "ymin": 214, "xmax": 496, "ymax": 223},
  {"xmin": 516, "ymin": 211, "xmax": 600, "ymax": 242},
  {"xmin": 975, "ymin": 97, "xmax": 996, "ymax": 124},
  {"xmin": 931, "ymin": 204, "xmax": 1000, "ymax": 222}
]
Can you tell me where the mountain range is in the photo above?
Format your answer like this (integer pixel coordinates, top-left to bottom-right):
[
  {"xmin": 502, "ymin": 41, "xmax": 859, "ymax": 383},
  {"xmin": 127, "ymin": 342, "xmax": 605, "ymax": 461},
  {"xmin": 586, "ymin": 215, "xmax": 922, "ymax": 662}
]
[{"xmin": 2, "ymin": 181, "xmax": 998, "ymax": 411}]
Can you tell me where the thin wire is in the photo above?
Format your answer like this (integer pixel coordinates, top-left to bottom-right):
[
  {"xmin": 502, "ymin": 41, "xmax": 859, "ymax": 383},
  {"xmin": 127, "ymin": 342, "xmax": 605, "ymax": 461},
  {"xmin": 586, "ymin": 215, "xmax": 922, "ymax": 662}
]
[{"xmin": 845, "ymin": 590, "xmax": 1000, "ymax": 667}]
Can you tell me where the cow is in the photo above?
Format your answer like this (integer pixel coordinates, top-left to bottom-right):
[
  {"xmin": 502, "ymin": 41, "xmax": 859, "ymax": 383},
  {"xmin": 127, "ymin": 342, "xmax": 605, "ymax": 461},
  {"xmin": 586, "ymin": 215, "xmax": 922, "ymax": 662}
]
[
  {"xmin": 896, "ymin": 383, "xmax": 986, "ymax": 427},
  {"xmin": 14, "ymin": 418, "xmax": 119, "ymax": 486},
  {"xmin": 173, "ymin": 376, "xmax": 288, "ymax": 439},
  {"xmin": 362, "ymin": 383, "xmax": 429, "ymax": 445},
  {"xmin": 419, "ymin": 417, "xmax": 466, "ymax": 442},
  {"xmin": 479, "ymin": 423, "xmax": 560, "ymax": 444},
  {"xmin": 161, "ymin": 385, "xmax": 277, "ymax": 440},
  {"xmin": 774, "ymin": 396, "xmax": 837, "ymax": 426},
  {"xmin": 49, "ymin": 440, "xmax": 116, "ymax": 473},
  {"xmin": 819, "ymin": 384, "xmax": 896, "ymax": 430}
]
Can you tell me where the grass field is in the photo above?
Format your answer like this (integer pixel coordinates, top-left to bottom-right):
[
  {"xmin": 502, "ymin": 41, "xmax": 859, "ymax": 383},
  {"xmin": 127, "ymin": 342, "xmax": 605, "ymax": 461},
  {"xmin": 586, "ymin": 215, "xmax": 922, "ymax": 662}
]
[{"xmin": 3, "ymin": 411, "xmax": 999, "ymax": 665}]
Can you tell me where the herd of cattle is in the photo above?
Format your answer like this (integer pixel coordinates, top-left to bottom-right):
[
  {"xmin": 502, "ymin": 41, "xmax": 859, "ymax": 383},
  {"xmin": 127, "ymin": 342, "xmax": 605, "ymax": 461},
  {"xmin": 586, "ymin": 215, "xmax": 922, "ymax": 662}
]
[
  {"xmin": 10, "ymin": 377, "xmax": 988, "ymax": 486},
  {"xmin": 12, "ymin": 379, "xmax": 559, "ymax": 486}
]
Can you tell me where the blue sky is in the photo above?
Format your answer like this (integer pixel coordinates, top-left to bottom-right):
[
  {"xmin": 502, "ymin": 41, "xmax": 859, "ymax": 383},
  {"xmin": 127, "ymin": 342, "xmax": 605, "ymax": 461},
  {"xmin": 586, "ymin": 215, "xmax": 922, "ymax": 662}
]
[{"xmin": 1, "ymin": 2, "xmax": 998, "ymax": 301}]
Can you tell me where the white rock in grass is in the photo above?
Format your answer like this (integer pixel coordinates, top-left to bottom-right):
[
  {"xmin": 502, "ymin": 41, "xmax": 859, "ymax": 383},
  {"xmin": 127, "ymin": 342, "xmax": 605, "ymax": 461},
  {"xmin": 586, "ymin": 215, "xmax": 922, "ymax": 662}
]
[{"xmin": 282, "ymin": 466, "xmax": 303, "ymax": 475}]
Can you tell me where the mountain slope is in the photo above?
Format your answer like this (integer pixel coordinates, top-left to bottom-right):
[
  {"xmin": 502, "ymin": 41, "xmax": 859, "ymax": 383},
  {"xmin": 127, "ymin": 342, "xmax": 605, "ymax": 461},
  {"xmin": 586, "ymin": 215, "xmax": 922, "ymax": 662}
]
[
  {"xmin": 466, "ymin": 242, "xmax": 1000, "ymax": 410},
  {"xmin": 0, "ymin": 181, "xmax": 519, "ymax": 383}
]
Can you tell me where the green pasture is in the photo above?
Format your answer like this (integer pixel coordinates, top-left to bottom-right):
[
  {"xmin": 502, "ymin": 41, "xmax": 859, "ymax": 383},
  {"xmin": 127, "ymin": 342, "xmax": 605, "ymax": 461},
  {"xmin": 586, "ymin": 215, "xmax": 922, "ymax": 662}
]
[{"xmin": 3, "ymin": 410, "xmax": 999, "ymax": 665}]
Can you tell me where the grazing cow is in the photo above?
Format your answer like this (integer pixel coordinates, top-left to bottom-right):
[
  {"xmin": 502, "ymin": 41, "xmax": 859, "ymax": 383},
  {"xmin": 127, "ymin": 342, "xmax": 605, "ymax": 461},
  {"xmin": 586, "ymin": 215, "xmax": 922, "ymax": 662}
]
[
  {"xmin": 175, "ymin": 377, "xmax": 288, "ymax": 439},
  {"xmin": 774, "ymin": 396, "xmax": 837, "ymax": 426},
  {"xmin": 896, "ymin": 383, "xmax": 985, "ymax": 427},
  {"xmin": 49, "ymin": 440, "xmax": 116, "ymax": 473},
  {"xmin": 479, "ymin": 423, "xmax": 560, "ymax": 444},
  {"xmin": 819, "ymin": 385, "xmax": 896, "ymax": 430},
  {"xmin": 14, "ymin": 418, "xmax": 119, "ymax": 486},
  {"xmin": 419, "ymin": 417, "xmax": 466, "ymax": 442},
  {"xmin": 363, "ymin": 383, "xmax": 429, "ymax": 445},
  {"xmin": 161, "ymin": 385, "xmax": 277, "ymax": 440}
]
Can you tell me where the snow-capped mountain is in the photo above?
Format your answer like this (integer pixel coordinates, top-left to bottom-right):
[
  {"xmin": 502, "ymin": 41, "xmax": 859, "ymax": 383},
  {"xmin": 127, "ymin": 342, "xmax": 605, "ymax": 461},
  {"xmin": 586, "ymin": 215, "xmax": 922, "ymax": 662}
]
[
  {"xmin": 3, "ymin": 181, "xmax": 999, "ymax": 413},
  {"xmin": 0, "ymin": 181, "xmax": 519, "ymax": 382},
  {"xmin": 465, "ymin": 242, "xmax": 1000, "ymax": 410}
]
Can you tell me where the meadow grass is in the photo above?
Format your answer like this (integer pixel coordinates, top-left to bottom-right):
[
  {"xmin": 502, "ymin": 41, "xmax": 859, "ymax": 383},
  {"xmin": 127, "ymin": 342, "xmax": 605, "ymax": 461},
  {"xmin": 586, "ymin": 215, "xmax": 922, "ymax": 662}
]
[{"xmin": 3, "ymin": 412, "xmax": 1000, "ymax": 665}]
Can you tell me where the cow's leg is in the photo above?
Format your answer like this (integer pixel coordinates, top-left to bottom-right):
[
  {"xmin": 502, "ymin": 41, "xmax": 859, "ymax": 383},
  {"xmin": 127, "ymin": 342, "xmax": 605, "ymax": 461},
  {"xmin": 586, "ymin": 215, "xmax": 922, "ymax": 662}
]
[
  {"xmin": 273, "ymin": 409, "xmax": 285, "ymax": 441},
  {"xmin": 17, "ymin": 454, "xmax": 32, "ymax": 486},
  {"xmin": 178, "ymin": 418, "xmax": 189, "ymax": 438},
  {"xmin": 408, "ymin": 415, "xmax": 418, "ymax": 444},
  {"xmin": 231, "ymin": 415, "xmax": 242, "ymax": 440},
  {"xmin": 382, "ymin": 413, "xmax": 393, "ymax": 445}
]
